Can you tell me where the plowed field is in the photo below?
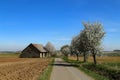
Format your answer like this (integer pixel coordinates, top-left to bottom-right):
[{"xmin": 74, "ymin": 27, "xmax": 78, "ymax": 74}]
[{"xmin": 0, "ymin": 58, "xmax": 50, "ymax": 80}]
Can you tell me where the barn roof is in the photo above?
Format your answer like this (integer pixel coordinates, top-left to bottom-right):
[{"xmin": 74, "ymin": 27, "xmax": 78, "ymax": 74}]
[{"xmin": 32, "ymin": 44, "xmax": 47, "ymax": 52}]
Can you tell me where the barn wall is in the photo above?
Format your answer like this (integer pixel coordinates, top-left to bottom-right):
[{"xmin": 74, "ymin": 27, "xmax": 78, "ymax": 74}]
[{"xmin": 20, "ymin": 44, "xmax": 40, "ymax": 58}]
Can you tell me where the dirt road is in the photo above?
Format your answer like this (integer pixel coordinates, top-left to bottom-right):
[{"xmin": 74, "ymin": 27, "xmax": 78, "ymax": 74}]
[{"xmin": 50, "ymin": 58, "xmax": 94, "ymax": 80}]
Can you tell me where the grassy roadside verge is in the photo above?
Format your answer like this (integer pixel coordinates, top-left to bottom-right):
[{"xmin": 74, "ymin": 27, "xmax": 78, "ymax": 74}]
[
  {"xmin": 62, "ymin": 56, "xmax": 109, "ymax": 80},
  {"xmin": 39, "ymin": 58, "xmax": 54, "ymax": 80}
]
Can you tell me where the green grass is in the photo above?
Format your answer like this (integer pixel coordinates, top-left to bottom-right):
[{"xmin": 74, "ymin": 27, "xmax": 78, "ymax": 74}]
[
  {"xmin": 39, "ymin": 58, "xmax": 54, "ymax": 80},
  {"xmin": 62, "ymin": 56, "xmax": 109, "ymax": 80},
  {"xmin": 81, "ymin": 63, "xmax": 120, "ymax": 80},
  {"xmin": 102, "ymin": 62, "xmax": 120, "ymax": 70},
  {"xmin": 79, "ymin": 64, "xmax": 109, "ymax": 80}
]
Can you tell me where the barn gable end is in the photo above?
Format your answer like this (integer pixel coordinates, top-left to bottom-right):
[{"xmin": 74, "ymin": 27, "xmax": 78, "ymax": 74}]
[{"xmin": 19, "ymin": 43, "xmax": 48, "ymax": 58}]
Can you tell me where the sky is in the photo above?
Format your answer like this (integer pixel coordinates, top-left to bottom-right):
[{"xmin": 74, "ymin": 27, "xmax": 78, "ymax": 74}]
[{"xmin": 0, "ymin": 0, "xmax": 120, "ymax": 51}]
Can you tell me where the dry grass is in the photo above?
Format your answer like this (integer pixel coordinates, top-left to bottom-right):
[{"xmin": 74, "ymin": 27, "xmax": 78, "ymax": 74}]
[
  {"xmin": 69, "ymin": 56, "xmax": 120, "ymax": 63},
  {"xmin": 0, "ymin": 58, "xmax": 51, "ymax": 80}
]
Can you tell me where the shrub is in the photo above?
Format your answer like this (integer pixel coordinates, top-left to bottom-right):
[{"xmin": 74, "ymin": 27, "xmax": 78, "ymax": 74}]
[{"xmin": 82, "ymin": 63, "xmax": 120, "ymax": 80}]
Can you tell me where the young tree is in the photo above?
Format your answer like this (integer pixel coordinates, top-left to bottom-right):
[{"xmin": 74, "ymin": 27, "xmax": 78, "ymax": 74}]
[
  {"xmin": 78, "ymin": 30, "xmax": 90, "ymax": 62},
  {"xmin": 82, "ymin": 22, "xmax": 105, "ymax": 64},
  {"xmin": 71, "ymin": 35, "xmax": 81, "ymax": 61},
  {"xmin": 71, "ymin": 31, "xmax": 89, "ymax": 62},
  {"xmin": 45, "ymin": 42, "xmax": 56, "ymax": 56}
]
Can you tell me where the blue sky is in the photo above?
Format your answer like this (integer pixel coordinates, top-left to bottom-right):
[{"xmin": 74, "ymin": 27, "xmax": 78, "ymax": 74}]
[{"xmin": 0, "ymin": 0, "xmax": 120, "ymax": 51}]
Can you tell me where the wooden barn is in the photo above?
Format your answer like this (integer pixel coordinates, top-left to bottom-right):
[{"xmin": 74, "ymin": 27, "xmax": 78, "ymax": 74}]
[{"xmin": 20, "ymin": 43, "xmax": 48, "ymax": 58}]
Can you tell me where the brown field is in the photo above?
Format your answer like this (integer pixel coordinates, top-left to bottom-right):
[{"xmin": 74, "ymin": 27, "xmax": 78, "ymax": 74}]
[
  {"xmin": 0, "ymin": 58, "xmax": 51, "ymax": 80},
  {"xmin": 0, "ymin": 53, "xmax": 19, "ymax": 58},
  {"xmin": 69, "ymin": 56, "xmax": 120, "ymax": 63}
]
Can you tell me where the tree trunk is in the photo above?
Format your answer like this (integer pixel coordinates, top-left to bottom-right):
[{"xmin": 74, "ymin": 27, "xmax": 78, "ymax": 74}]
[
  {"xmin": 76, "ymin": 54, "xmax": 79, "ymax": 61},
  {"xmin": 83, "ymin": 52, "xmax": 86, "ymax": 62},
  {"xmin": 93, "ymin": 54, "xmax": 97, "ymax": 64}
]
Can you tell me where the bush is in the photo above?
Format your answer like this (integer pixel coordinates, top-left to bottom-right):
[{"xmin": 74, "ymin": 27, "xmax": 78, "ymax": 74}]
[
  {"xmin": 82, "ymin": 63, "xmax": 120, "ymax": 80},
  {"xmin": 51, "ymin": 53, "xmax": 57, "ymax": 57}
]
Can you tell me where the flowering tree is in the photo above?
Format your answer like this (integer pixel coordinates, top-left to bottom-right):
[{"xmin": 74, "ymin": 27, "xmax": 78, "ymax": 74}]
[
  {"xmin": 61, "ymin": 45, "xmax": 70, "ymax": 57},
  {"xmin": 82, "ymin": 22, "xmax": 105, "ymax": 64},
  {"xmin": 70, "ymin": 22, "xmax": 105, "ymax": 64},
  {"xmin": 71, "ymin": 35, "xmax": 81, "ymax": 61},
  {"xmin": 45, "ymin": 42, "xmax": 56, "ymax": 56}
]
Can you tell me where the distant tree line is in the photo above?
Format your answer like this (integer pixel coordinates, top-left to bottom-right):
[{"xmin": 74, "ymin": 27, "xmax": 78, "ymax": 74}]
[{"xmin": 114, "ymin": 50, "xmax": 120, "ymax": 52}]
